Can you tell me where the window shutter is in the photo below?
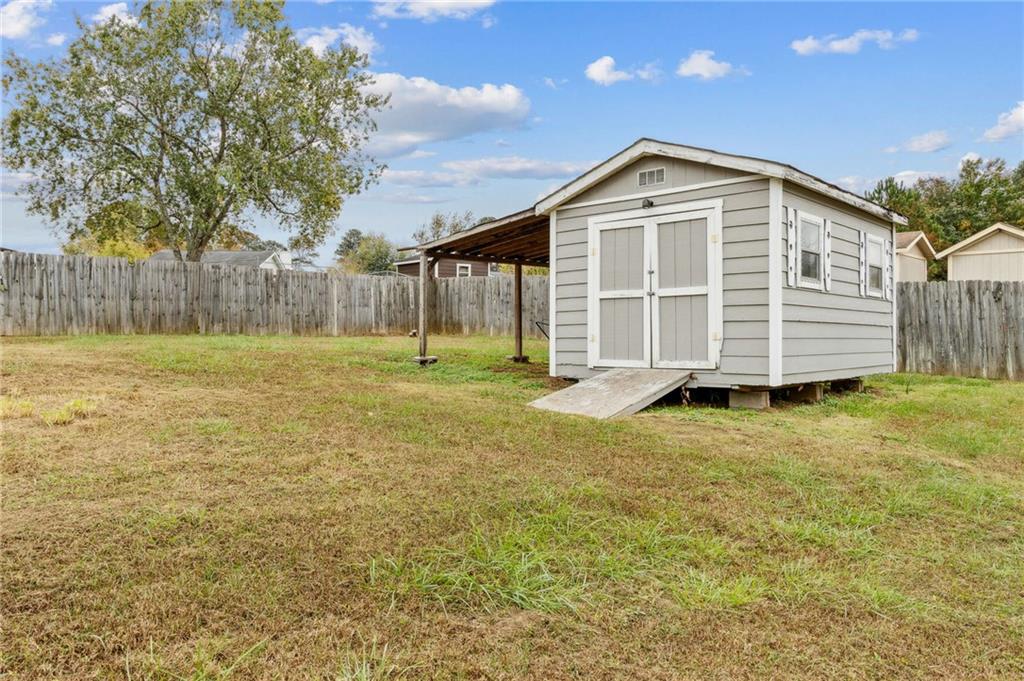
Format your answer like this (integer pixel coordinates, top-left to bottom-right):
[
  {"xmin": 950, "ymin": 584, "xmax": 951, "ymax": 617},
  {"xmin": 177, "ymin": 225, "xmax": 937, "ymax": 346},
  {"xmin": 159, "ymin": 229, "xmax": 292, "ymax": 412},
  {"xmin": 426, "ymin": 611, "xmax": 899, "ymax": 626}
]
[
  {"xmin": 786, "ymin": 207, "xmax": 797, "ymax": 287},
  {"xmin": 823, "ymin": 219, "xmax": 832, "ymax": 292},
  {"xmin": 858, "ymin": 232, "xmax": 867, "ymax": 296},
  {"xmin": 884, "ymin": 239, "xmax": 893, "ymax": 301}
]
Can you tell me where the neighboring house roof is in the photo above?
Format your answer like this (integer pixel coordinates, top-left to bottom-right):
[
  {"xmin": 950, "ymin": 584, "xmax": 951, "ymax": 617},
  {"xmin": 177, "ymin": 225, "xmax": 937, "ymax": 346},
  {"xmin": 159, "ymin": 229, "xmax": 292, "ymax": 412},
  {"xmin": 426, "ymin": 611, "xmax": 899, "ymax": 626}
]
[
  {"xmin": 935, "ymin": 222, "xmax": 1024, "ymax": 259},
  {"xmin": 150, "ymin": 249, "xmax": 281, "ymax": 267},
  {"xmin": 895, "ymin": 231, "xmax": 936, "ymax": 258},
  {"xmin": 534, "ymin": 138, "xmax": 909, "ymax": 225}
]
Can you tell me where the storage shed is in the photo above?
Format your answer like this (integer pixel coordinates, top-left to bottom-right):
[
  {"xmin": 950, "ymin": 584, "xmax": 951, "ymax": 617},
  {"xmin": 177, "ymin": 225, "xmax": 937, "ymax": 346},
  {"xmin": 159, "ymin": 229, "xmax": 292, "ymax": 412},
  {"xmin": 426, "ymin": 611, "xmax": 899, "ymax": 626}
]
[
  {"xmin": 414, "ymin": 139, "xmax": 907, "ymax": 410},
  {"xmin": 936, "ymin": 222, "xmax": 1024, "ymax": 282},
  {"xmin": 895, "ymin": 231, "xmax": 935, "ymax": 282}
]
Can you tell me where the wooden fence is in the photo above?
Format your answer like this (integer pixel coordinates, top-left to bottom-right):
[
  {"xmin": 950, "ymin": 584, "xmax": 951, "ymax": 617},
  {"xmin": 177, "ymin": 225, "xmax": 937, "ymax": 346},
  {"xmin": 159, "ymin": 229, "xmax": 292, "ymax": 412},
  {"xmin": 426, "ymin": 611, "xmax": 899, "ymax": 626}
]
[
  {"xmin": 897, "ymin": 281, "xmax": 1023, "ymax": 381},
  {"xmin": 4, "ymin": 254, "xmax": 1022, "ymax": 381},
  {"xmin": 0, "ymin": 252, "xmax": 549, "ymax": 338}
]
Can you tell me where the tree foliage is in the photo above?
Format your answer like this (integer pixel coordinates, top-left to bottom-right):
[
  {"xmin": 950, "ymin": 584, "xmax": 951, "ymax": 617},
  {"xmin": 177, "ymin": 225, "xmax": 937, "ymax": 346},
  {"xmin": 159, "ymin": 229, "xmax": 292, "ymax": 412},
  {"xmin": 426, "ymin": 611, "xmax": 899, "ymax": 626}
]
[
  {"xmin": 339, "ymin": 232, "xmax": 396, "ymax": 274},
  {"xmin": 2, "ymin": 0, "xmax": 386, "ymax": 261},
  {"xmin": 866, "ymin": 157, "xmax": 1024, "ymax": 278},
  {"xmin": 62, "ymin": 200, "xmax": 164, "ymax": 262},
  {"xmin": 334, "ymin": 228, "xmax": 364, "ymax": 260}
]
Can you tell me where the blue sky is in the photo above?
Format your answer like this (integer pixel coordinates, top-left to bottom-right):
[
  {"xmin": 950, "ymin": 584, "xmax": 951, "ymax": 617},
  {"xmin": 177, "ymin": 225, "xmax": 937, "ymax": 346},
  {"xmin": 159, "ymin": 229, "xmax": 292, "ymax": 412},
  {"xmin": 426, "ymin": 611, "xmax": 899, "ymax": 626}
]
[{"xmin": 2, "ymin": 1, "xmax": 1022, "ymax": 262}]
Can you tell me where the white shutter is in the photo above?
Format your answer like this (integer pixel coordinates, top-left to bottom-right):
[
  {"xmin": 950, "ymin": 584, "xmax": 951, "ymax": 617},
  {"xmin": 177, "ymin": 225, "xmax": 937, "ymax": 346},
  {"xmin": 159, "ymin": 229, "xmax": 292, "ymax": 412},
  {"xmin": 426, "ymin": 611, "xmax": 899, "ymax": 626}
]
[
  {"xmin": 858, "ymin": 232, "xmax": 867, "ymax": 296},
  {"xmin": 884, "ymin": 239, "xmax": 893, "ymax": 300},
  {"xmin": 786, "ymin": 207, "xmax": 797, "ymax": 287},
  {"xmin": 823, "ymin": 219, "xmax": 832, "ymax": 292}
]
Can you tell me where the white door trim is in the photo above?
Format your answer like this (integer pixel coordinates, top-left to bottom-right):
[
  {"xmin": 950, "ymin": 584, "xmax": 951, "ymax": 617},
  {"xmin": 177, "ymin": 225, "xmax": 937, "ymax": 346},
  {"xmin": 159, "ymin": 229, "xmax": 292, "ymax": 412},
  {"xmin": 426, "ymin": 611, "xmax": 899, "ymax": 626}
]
[
  {"xmin": 587, "ymin": 199, "xmax": 724, "ymax": 371},
  {"xmin": 587, "ymin": 218, "xmax": 651, "ymax": 368},
  {"xmin": 650, "ymin": 207, "xmax": 721, "ymax": 370}
]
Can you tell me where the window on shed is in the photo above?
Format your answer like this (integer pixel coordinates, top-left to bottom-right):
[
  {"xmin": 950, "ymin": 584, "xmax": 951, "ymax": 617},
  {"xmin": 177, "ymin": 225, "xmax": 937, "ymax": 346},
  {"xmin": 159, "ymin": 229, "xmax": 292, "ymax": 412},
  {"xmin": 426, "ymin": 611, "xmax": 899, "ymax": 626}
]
[
  {"xmin": 456, "ymin": 263, "xmax": 472, "ymax": 278},
  {"xmin": 798, "ymin": 213, "xmax": 824, "ymax": 287},
  {"xmin": 867, "ymin": 237, "xmax": 884, "ymax": 296},
  {"xmin": 638, "ymin": 167, "xmax": 665, "ymax": 188}
]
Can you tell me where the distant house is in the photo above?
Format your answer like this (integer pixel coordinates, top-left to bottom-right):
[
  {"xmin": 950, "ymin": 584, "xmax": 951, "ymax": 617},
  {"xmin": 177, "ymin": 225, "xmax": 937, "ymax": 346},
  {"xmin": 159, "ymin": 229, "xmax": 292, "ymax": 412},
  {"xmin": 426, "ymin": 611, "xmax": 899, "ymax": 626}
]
[
  {"xmin": 149, "ymin": 249, "xmax": 293, "ymax": 271},
  {"xmin": 894, "ymin": 231, "xmax": 935, "ymax": 282},
  {"xmin": 394, "ymin": 253, "xmax": 495, "ymax": 278},
  {"xmin": 936, "ymin": 222, "xmax": 1024, "ymax": 282}
]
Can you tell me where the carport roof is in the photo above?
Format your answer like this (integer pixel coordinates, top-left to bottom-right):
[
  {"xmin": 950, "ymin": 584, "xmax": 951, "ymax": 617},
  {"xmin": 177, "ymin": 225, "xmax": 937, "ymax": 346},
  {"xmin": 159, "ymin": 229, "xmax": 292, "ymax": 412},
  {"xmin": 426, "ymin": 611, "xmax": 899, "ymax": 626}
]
[{"xmin": 416, "ymin": 208, "xmax": 549, "ymax": 267}]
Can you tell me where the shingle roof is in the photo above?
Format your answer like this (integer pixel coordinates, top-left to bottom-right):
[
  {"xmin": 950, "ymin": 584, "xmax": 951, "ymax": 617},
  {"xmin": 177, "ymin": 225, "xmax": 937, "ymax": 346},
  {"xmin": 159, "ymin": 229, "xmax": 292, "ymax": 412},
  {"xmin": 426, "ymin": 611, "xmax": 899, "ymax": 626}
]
[
  {"xmin": 149, "ymin": 250, "xmax": 276, "ymax": 267},
  {"xmin": 895, "ymin": 231, "xmax": 924, "ymax": 249}
]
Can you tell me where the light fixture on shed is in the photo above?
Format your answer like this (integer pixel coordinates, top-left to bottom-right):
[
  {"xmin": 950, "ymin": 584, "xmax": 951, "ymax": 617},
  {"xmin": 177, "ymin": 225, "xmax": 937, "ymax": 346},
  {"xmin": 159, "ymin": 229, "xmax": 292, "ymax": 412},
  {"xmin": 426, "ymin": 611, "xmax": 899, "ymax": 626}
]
[{"xmin": 642, "ymin": 198, "xmax": 654, "ymax": 209}]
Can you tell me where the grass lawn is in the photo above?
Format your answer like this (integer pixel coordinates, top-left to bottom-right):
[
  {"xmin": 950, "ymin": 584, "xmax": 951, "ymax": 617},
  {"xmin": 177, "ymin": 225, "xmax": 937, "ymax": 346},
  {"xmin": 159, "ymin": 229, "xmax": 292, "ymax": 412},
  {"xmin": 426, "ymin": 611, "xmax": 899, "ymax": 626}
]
[{"xmin": 2, "ymin": 334, "xmax": 1022, "ymax": 679}]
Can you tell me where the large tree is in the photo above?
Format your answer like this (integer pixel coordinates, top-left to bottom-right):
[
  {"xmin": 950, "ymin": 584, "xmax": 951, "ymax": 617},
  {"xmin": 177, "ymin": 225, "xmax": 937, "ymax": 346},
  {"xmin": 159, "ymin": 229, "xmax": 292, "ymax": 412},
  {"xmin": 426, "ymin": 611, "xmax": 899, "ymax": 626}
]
[{"xmin": 2, "ymin": 0, "xmax": 386, "ymax": 261}]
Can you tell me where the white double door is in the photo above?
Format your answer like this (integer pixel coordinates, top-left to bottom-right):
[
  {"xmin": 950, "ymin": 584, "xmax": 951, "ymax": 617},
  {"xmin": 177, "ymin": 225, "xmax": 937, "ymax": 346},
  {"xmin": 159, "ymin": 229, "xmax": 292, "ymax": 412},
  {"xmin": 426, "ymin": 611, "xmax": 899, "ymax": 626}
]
[{"xmin": 588, "ymin": 203, "xmax": 722, "ymax": 370}]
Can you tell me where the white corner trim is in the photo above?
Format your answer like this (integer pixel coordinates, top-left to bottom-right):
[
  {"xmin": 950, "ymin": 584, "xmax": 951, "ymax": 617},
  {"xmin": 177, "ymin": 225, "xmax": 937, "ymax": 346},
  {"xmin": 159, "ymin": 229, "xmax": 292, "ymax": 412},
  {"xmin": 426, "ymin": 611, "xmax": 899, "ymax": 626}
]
[
  {"xmin": 548, "ymin": 211, "xmax": 558, "ymax": 377},
  {"xmin": 768, "ymin": 178, "xmax": 783, "ymax": 386},
  {"xmin": 891, "ymin": 222, "xmax": 898, "ymax": 372}
]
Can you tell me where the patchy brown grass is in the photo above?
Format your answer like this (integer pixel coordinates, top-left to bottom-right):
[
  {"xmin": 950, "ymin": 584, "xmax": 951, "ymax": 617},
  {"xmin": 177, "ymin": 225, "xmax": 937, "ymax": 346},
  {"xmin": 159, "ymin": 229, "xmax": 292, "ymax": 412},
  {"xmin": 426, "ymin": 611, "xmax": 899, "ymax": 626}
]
[{"xmin": 1, "ymin": 334, "xmax": 1022, "ymax": 679}]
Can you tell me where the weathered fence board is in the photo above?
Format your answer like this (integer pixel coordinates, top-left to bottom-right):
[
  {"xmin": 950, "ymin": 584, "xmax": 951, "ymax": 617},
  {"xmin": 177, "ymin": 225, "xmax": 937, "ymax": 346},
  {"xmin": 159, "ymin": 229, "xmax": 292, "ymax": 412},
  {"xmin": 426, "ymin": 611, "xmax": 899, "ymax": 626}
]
[
  {"xmin": 897, "ymin": 281, "xmax": 1023, "ymax": 380},
  {"xmin": 0, "ymin": 252, "xmax": 549, "ymax": 338}
]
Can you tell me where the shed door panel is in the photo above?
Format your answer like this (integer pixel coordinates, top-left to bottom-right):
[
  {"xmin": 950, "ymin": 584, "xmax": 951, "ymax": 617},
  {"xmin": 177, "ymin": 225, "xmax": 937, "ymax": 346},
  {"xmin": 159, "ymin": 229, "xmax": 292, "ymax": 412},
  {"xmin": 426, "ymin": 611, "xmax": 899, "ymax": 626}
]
[
  {"xmin": 654, "ymin": 217, "xmax": 711, "ymax": 367},
  {"xmin": 596, "ymin": 223, "xmax": 649, "ymax": 366}
]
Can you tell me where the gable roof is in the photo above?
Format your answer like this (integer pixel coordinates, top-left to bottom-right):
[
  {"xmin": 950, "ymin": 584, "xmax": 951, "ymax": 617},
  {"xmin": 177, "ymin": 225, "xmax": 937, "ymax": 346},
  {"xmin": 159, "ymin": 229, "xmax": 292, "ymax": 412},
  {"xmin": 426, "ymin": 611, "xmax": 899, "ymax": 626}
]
[
  {"xmin": 534, "ymin": 138, "xmax": 909, "ymax": 225},
  {"xmin": 935, "ymin": 222, "xmax": 1024, "ymax": 259},
  {"xmin": 150, "ymin": 249, "xmax": 278, "ymax": 267},
  {"xmin": 895, "ymin": 231, "xmax": 936, "ymax": 258}
]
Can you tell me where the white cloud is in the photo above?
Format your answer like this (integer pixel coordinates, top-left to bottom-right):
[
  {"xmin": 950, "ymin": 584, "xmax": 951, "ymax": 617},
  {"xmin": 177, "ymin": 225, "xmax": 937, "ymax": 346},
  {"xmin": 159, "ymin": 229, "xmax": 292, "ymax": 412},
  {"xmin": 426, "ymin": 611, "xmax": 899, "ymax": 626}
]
[
  {"xmin": 837, "ymin": 169, "xmax": 944, "ymax": 194},
  {"xmin": 44, "ymin": 31, "xmax": 65, "ymax": 45},
  {"xmin": 836, "ymin": 176, "xmax": 866, "ymax": 193},
  {"xmin": 791, "ymin": 28, "xmax": 918, "ymax": 56},
  {"xmin": 675, "ymin": 50, "xmax": 741, "ymax": 81},
  {"xmin": 982, "ymin": 101, "xmax": 1024, "ymax": 142},
  {"xmin": 495, "ymin": 138, "xmax": 511, "ymax": 147},
  {"xmin": 299, "ymin": 24, "xmax": 379, "ymax": 59},
  {"xmin": 585, "ymin": 56, "xmax": 633, "ymax": 86},
  {"xmin": 959, "ymin": 152, "xmax": 983, "ymax": 168},
  {"xmin": 382, "ymin": 156, "xmax": 592, "ymax": 188},
  {"xmin": 404, "ymin": 149, "xmax": 437, "ymax": 159},
  {"xmin": 0, "ymin": 0, "xmax": 51, "ymax": 40},
  {"xmin": 480, "ymin": 14, "xmax": 496, "ymax": 29},
  {"xmin": 373, "ymin": 191, "xmax": 450, "ymax": 204},
  {"xmin": 890, "ymin": 169, "xmax": 942, "ymax": 187},
  {"xmin": 440, "ymin": 156, "xmax": 593, "ymax": 180},
  {"xmin": 636, "ymin": 61, "xmax": 662, "ymax": 83},
  {"xmin": 884, "ymin": 130, "xmax": 952, "ymax": 154},
  {"xmin": 364, "ymin": 72, "xmax": 530, "ymax": 157},
  {"xmin": 543, "ymin": 76, "xmax": 567, "ymax": 90},
  {"xmin": 91, "ymin": 3, "xmax": 137, "ymax": 26},
  {"xmin": 372, "ymin": 1, "xmax": 495, "ymax": 22},
  {"xmin": 0, "ymin": 170, "xmax": 36, "ymax": 199},
  {"xmin": 382, "ymin": 169, "xmax": 477, "ymax": 187}
]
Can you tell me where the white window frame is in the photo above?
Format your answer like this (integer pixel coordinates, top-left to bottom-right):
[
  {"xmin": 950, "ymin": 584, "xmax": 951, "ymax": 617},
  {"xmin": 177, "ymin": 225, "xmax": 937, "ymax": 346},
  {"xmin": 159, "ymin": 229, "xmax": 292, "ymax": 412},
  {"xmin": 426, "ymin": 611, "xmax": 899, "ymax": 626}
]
[
  {"xmin": 455, "ymin": 263, "xmax": 472, "ymax": 278},
  {"xmin": 796, "ymin": 211, "xmax": 825, "ymax": 290},
  {"xmin": 865, "ymin": 234, "xmax": 885, "ymax": 298},
  {"xmin": 637, "ymin": 167, "xmax": 666, "ymax": 188}
]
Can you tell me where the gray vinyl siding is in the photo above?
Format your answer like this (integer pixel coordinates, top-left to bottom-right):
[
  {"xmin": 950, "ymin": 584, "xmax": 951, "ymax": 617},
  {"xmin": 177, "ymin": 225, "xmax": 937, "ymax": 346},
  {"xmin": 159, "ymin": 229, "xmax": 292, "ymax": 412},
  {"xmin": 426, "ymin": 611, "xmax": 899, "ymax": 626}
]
[
  {"xmin": 553, "ymin": 156, "xmax": 770, "ymax": 386},
  {"xmin": 780, "ymin": 185, "xmax": 895, "ymax": 383}
]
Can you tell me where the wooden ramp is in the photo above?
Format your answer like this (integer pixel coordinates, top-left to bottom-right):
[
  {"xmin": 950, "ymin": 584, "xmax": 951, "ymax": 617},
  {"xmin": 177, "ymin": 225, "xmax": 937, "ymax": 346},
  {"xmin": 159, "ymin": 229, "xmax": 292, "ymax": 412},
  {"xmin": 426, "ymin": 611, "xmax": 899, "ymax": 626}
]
[{"xmin": 529, "ymin": 368, "xmax": 692, "ymax": 419}]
